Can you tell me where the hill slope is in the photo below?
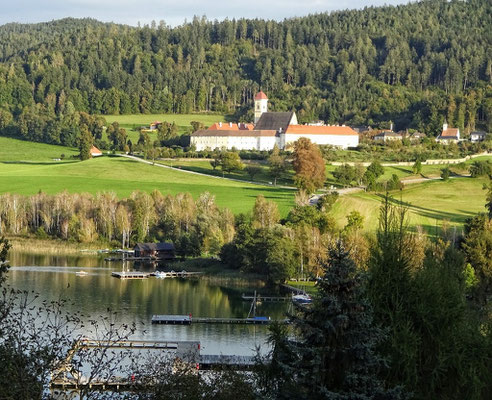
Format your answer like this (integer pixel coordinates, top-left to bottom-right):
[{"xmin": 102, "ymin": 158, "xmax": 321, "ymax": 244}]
[{"xmin": 0, "ymin": 0, "xmax": 490, "ymax": 134}]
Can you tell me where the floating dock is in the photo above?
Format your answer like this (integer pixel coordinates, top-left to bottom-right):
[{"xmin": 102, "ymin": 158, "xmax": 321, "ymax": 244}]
[
  {"xmin": 241, "ymin": 294, "xmax": 290, "ymax": 302},
  {"xmin": 151, "ymin": 314, "xmax": 277, "ymax": 325},
  {"xmin": 152, "ymin": 271, "xmax": 203, "ymax": 278},
  {"xmin": 111, "ymin": 271, "xmax": 150, "ymax": 279}
]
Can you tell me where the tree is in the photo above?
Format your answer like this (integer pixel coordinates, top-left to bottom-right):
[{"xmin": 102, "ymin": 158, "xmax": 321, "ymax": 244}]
[
  {"xmin": 484, "ymin": 179, "xmax": 492, "ymax": 219},
  {"xmin": 252, "ymin": 195, "xmax": 280, "ymax": 229},
  {"xmin": 332, "ymin": 164, "xmax": 357, "ymax": 187},
  {"xmin": 220, "ymin": 151, "xmax": 244, "ymax": 176},
  {"xmin": 262, "ymin": 241, "xmax": 403, "ymax": 399},
  {"xmin": 441, "ymin": 166, "xmax": 451, "ymax": 181},
  {"xmin": 78, "ymin": 125, "xmax": 92, "ymax": 160},
  {"xmin": 412, "ymin": 159, "xmax": 422, "ymax": 175},
  {"xmin": 344, "ymin": 210, "xmax": 364, "ymax": 232},
  {"xmin": 245, "ymin": 165, "xmax": 262, "ymax": 181},
  {"xmin": 292, "ymin": 138, "xmax": 326, "ymax": 192},
  {"xmin": 268, "ymin": 145, "xmax": 286, "ymax": 185},
  {"xmin": 366, "ymin": 161, "xmax": 385, "ymax": 178}
]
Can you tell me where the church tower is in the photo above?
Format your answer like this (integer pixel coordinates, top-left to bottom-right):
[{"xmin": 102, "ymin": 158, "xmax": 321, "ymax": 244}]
[{"xmin": 254, "ymin": 91, "xmax": 268, "ymax": 124}]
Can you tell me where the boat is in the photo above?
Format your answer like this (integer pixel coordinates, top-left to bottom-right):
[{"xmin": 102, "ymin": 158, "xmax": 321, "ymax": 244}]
[
  {"xmin": 154, "ymin": 271, "xmax": 168, "ymax": 278},
  {"xmin": 292, "ymin": 294, "xmax": 312, "ymax": 305},
  {"xmin": 75, "ymin": 271, "xmax": 88, "ymax": 276}
]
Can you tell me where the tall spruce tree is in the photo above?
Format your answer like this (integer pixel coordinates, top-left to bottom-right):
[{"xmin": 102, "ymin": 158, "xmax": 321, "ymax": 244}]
[{"xmin": 263, "ymin": 241, "xmax": 403, "ymax": 399}]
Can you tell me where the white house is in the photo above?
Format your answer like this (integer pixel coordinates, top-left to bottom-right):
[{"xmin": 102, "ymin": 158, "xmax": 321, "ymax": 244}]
[{"xmin": 437, "ymin": 122, "xmax": 460, "ymax": 143}]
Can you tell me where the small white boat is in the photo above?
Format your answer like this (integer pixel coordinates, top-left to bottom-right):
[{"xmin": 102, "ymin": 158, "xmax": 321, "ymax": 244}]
[
  {"xmin": 75, "ymin": 271, "xmax": 88, "ymax": 276},
  {"xmin": 154, "ymin": 271, "xmax": 168, "ymax": 278},
  {"xmin": 292, "ymin": 294, "xmax": 312, "ymax": 305}
]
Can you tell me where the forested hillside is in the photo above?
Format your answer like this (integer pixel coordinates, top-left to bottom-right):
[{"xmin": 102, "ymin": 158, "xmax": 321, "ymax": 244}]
[{"xmin": 0, "ymin": 0, "xmax": 490, "ymax": 145}]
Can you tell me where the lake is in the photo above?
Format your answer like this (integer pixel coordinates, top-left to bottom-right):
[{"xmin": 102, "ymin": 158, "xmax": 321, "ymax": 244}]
[{"xmin": 6, "ymin": 251, "xmax": 290, "ymax": 357}]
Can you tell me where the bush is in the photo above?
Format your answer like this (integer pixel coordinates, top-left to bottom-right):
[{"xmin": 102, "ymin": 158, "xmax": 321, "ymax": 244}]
[{"xmin": 469, "ymin": 160, "xmax": 492, "ymax": 178}]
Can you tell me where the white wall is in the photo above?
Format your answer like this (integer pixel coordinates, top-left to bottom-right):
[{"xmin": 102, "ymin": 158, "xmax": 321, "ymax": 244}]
[{"xmin": 283, "ymin": 134, "xmax": 359, "ymax": 149}]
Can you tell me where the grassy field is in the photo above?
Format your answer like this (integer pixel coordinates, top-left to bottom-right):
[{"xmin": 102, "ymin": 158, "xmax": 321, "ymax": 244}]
[
  {"xmin": 331, "ymin": 177, "xmax": 488, "ymax": 234},
  {"xmin": 0, "ymin": 137, "xmax": 79, "ymax": 162},
  {"xmin": 102, "ymin": 113, "xmax": 226, "ymax": 143},
  {"xmin": 0, "ymin": 155, "xmax": 295, "ymax": 215},
  {"xmin": 159, "ymin": 159, "xmax": 295, "ymax": 186}
]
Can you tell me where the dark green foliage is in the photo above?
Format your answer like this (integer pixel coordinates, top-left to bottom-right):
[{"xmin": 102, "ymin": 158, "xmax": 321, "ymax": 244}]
[
  {"xmin": 0, "ymin": 0, "xmax": 490, "ymax": 133},
  {"xmin": 78, "ymin": 125, "xmax": 93, "ymax": 160},
  {"xmin": 286, "ymin": 205, "xmax": 337, "ymax": 234},
  {"xmin": 366, "ymin": 161, "xmax": 385, "ymax": 179},
  {"xmin": 386, "ymin": 174, "xmax": 403, "ymax": 191},
  {"xmin": 462, "ymin": 213, "xmax": 492, "ymax": 303},
  {"xmin": 332, "ymin": 164, "xmax": 357, "ymax": 187},
  {"xmin": 316, "ymin": 191, "xmax": 339, "ymax": 212},
  {"xmin": 368, "ymin": 194, "xmax": 492, "ymax": 399},
  {"xmin": 220, "ymin": 215, "xmax": 297, "ymax": 283},
  {"xmin": 412, "ymin": 159, "xmax": 422, "ymax": 175},
  {"xmin": 245, "ymin": 165, "xmax": 262, "ymax": 181},
  {"xmin": 441, "ymin": 166, "xmax": 451, "ymax": 181},
  {"xmin": 262, "ymin": 241, "xmax": 403, "ymax": 399},
  {"xmin": 469, "ymin": 160, "xmax": 492, "ymax": 178}
]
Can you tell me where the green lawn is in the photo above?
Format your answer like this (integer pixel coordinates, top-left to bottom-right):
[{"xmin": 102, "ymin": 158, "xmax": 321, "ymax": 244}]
[
  {"xmin": 159, "ymin": 159, "xmax": 295, "ymax": 186},
  {"xmin": 0, "ymin": 155, "xmax": 295, "ymax": 215},
  {"xmin": 332, "ymin": 177, "xmax": 488, "ymax": 234},
  {"xmin": 0, "ymin": 137, "xmax": 79, "ymax": 162},
  {"xmin": 102, "ymin": 113, "xmax": 226, "ymax": 143}
]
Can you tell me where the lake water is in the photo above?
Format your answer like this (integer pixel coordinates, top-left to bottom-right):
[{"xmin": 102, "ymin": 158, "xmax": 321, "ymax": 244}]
[{"xmin": 6, "ymin": 251, "xmax": 289, "ymax": 357}]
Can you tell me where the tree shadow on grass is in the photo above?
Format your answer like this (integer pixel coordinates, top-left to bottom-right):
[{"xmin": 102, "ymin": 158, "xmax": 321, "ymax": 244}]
[
  {"xmin": 375, "ymin": 193, "xmax": 475, "ymax": 224},
  {"xmin": 2, "ymin": 160, "xmax": 79, "ymax": 166}
]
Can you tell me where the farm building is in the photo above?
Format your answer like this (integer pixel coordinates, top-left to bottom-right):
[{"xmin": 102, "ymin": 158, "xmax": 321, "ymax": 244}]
[
  {"xmin": 134, "ymin": 242, "xmax": 175, "ymax": 259},
  {"xmin": 90, "ymin": 146, "xmax": 102, "ymax": 157},
  {"xmin": 191, "ymin": 92, "xmax": 359, "ymax": 151},
  {"xmin": 373, "ymin": 131, "xmax": 403, "ymax": 142},
  {"xmin": 437, "ymin": 122, "xmax": 460, "ymax": 143}
]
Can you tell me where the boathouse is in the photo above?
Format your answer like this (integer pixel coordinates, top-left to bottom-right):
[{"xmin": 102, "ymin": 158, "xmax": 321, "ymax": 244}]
[{"xmin": 133, "ymin": 242, "xmax": 175, "ymax": 259}]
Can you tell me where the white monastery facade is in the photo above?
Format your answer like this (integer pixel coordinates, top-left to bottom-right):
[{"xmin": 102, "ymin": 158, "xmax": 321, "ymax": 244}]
[{"xmin": 191, "ymin": 92, "xmax": 359, "ymax": 151}]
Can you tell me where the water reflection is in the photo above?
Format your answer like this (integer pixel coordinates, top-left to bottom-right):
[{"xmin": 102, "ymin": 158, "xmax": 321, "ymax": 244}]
[{"xmin": 7, "ymin": 251, "xmax": 288, "ymax": 356}]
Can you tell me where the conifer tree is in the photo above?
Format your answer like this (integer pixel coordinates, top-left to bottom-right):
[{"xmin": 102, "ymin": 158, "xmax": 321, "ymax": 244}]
[{"xmin": 263, "ymin": 241, "xmax": 403, "ymax": 399}]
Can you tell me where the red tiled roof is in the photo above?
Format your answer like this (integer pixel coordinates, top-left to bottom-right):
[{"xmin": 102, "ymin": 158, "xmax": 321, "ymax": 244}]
[
  {"xmin": 254, "ymin": 91, "xmax": 268, "ymax": 100},
  {"xmin": 208, "ymin": 122, "xmax": 254, "ymax": 131},
  {"xmin": 440, "ymin": 128, "xmax": 459, "ymax": 137},
  {"xmin": 90, "ymin": 146, "xmax": 102, "ymax": 154},
  {"xmin": 285, "ymin": 125, "xmax": 358, "ymax": 136},
  {"xmin": 192, "ymin": 129, "xmax": 277, "ymax": 137}
]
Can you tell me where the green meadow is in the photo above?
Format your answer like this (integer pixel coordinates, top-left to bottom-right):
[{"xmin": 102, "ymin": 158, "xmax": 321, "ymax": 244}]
[
  {"xmin": 0, "ymin": 155, "xmax": 295, "ymax": 215},
  {"xmin": 102, "ymin": 113, "xmax": 226, "ymax": 143},
  {"xmin": 0, "ymin": 136, "xmax": 489, "ymax": 228},
  {"xmin": 0, "ymin": 137, "xmax": 79, "ymax": 162},
  {"xmin": 332, "ymin": 177, "xmax": 488, "ymax": 233}
]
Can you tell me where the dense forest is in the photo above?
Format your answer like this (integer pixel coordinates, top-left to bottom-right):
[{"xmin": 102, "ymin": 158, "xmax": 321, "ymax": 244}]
[{"xmin": 0, "ymin": 0, "xmax": 491, "ymax": 147}]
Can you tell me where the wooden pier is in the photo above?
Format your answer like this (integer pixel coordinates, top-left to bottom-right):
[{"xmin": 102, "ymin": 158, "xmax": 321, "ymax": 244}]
[
  {"xmin": 151, "ymin": 314, "xmax": 281, "ymax": 325},
  {"xmin": 241, "ymin": 294, "xmax": 290, "ymax": 302},
  {"xmin": 111, "ymin": 271, "xmax": 150, "ymax": 279},
  {"xmin": 50, "ymin": 338, "xmax": 260, "ymax": 391}
]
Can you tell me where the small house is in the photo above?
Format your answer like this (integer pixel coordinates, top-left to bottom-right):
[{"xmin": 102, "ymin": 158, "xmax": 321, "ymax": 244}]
[
  {"xmin": 437, "ymin": 122, "xmax": 460, "ymax": 143},
  {"xmin": 373, "ymin": 131, "xmax": 402, "ymax": 142},
  {"xmin": 90, "ymin": 146, "xmax": 102, "ymax": 157},
  {"xmin": 134, "ymin": 242, "xmax": 175, "ymax": 259},
  {"xmin": 409, "ymin": 132, "xmax": 426, "ymax": 141},
  {"xmin": 149, "ymin": 121, "xmax": 162, "ymax": 130},
  {"xmin": 470, "ymin": 131, "xmax": 487, "ymax": 143}
]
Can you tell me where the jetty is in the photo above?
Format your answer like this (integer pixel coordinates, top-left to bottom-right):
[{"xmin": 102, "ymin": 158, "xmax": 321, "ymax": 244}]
[
  {"xmin": 50, "ymin": 339, "xmax": 257, "ymax": 391},
  {"xmin": 241, "ymin": 294, "xmax": 290, "ymax": 302},
  {"xmin": 151, "ymin": 314, "xmax": 278, "ymax": 325},
  {"xmin": 111, "ymin": 271, "xmax": 150, "ymax": 279}
]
